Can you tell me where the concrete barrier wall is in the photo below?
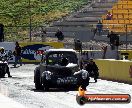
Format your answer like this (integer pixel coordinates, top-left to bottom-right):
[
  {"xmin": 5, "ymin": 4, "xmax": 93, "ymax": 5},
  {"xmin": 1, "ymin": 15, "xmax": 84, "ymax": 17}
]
[{"xmin": 95, "ymin": 59, "xmax": 132, "ymax": 84}]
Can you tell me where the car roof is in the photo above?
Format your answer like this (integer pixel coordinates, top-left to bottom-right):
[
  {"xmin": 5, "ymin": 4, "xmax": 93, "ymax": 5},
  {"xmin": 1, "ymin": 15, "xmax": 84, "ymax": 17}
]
[{"xmin": 46, "ymin": 49, "xmax": 76, "ymax": 53}]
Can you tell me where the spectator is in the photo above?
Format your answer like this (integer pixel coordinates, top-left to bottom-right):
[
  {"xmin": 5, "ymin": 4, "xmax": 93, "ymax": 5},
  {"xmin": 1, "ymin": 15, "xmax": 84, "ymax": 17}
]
[
  {"xmin": 13, "ymin": 41, "xmax": 22, "ymax": 67},
  {"xmin": 79, "ymin": 58, "xmax": 85, "ymax": 70},
  {"xmin": 41, "ymin": 27, "xmax": 47, "ymax": 42},
  {"xmin": 79, "ymin": 59, "xmax": 83, "ymax": 70},
  {"xmin": 0, "ymin": 47, "xmax": 12, "ymax": 77},
  {"xmin": 55, "ymin": 28, "xmax": 64, "ymax": 42},
  {"xmin": 74, "ymin": 39, "xmax": 82, "ymax": 54},
  {"xmin": 81, "ymin": 51, "xmax": 88, "ymax": 61},
  {"xmin": 0, "ymin": 23, "xmax": 4, "ymax": 42},
  {"xmin": 101, "ymin": 45, "xmax": 107, "ymax": 59},
  {"xmin": 114, "ymin": 34, "xmax": 120, "ymax": 47},
  {"xmin": 61, "ymin": 57, "xmax": 69, "ymax": 66},
  {"xmin": 96, "ymin": 20, "xmax": 103, "ymax": 36},
  {"xmin": 85, "ymin": 58, "xmax": 99, "ymax": 82},
  {"xmin": 85, "ymin": 51, "xmax": 89, "ymax": 60},
  {"xmin": 106, "ymin": 12, "xmax": 113, "ymax": 20},
  {"xmin": 93, "ymin": 27, "xmax": 97, "ymax": 37},
  {"xmin": 107, "ymin": 31, "xmax": 119, "ymax": 50}
]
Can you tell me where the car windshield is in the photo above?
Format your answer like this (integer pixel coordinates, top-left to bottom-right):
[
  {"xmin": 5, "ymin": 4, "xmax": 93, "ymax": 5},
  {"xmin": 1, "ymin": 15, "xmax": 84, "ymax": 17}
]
[{"xmin": 46, "ymin": 51, "xmax": 78, "ymax": 65}]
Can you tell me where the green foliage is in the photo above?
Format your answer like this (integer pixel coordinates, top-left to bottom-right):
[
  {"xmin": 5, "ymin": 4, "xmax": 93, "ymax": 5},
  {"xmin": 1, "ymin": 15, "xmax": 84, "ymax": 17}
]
[
  {"xmin": 0, "ymin": 0, "xmax": 88, "ymax": 26},
  {"xmin": 0, "ymin": 0, "xmax": 89, "ymax": 41}
]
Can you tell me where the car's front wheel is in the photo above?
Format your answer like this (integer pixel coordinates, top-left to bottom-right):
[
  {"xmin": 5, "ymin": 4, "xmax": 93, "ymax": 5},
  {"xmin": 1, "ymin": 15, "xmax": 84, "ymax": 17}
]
[
  {"xmin": 75, "ymin": 70, "xmax": 90, "ymax": 90},
  {"xmin": 41, "ymin": 76, "xmax": 50, "ymax": 91},
  {"xmin": 43, "ymin": 82, "xmax": 49, "ymax": 91},
  {"xmin": 80, "ymin": 77, "xmax": 90, "ymax": 90},
  {"xmin": 34, "ymin": 68, "xmax": 43, "ymax": 90}
]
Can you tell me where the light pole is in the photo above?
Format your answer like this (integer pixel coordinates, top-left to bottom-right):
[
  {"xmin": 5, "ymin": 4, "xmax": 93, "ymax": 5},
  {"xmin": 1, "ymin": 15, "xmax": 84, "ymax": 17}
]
[{"xmin": 29, "ymin": 0, "xmax": 32, "ymax": 42}]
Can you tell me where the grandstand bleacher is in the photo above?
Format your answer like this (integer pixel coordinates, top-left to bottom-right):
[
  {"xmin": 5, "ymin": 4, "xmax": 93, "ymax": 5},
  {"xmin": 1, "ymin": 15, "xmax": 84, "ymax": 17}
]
[{"xmin": 102, "ymin": 0, "xmax": 132, "ymax": 33}]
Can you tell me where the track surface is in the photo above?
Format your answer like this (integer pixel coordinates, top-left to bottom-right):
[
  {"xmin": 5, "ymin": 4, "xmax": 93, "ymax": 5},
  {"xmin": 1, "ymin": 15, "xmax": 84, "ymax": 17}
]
[{"xmin": 0, "ymin": 64, "xmax": 132, "ymax": 108}]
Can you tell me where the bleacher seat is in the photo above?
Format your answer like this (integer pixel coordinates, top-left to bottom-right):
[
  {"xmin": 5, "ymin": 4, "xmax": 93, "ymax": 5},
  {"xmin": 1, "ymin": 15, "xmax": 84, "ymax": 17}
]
[
  {"xmin": 117, "ymin": 4, "xmax": 123, "ymax": 9},
  {"xmin": 112, "ymin": 5, "xmax": 118, "ymax": 9},
  {"xmin": 119, "ymin": 10, "xmax": 128, "ymax": 14},
  {"xmin": 129, "ymin": 10, "xmax": 132, "ymax": 14},
  {"xmin": 129, "ymin": 20, "xmax": 132, "ymax": 23},
  {"xmin": 128, "ymin": 1, "xmax": 132, "ymax": 4},
  {"xmin": 118, "ymin": 14, "xmax": 123, "ymax": 19},
  {"xmin": 127, "ymin": 25, "xmax": 132, "ymax": 29},
  {"xmin": 123, "ymin": 5, "xmax": 128, "ymax": 9},
  {"xmin": 112, "ymin": 10, "xmax": 118, "ymax": 14},
  {"xmin": 117, "ymin": 2, "xmax": 128, "ymax": 5},
  {"xmin": 124, "ymin": 19, "xmax": 130, "ymax": 24},
  {"xmin": 118, "ymin": 19, "xmax": 125, "ymax": 24},
  {"xmin": 101, "ymin": 0, "xmax": 132, "ymax": 33},
  {"xmin": 127, "ymin": 4, "xmax": 132, "ymax": 9},
  {"xmin": 113, "ymin": 15, "xmax": 118, "ymax": 19},
  {"xmin": 113, "ymin": 20, "xmax": 119, "ymax": 24},
  {"xmin": 129, "ymin": 15, "xmax": 132, "ymax": 19},
  {"xmin": 124, "ymin": 14, "xmax": 129, "ymax": 19}
]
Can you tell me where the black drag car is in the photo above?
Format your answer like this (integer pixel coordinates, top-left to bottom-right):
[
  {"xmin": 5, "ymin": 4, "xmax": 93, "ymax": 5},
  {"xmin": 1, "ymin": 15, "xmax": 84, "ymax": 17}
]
[{"xmin": 34, "ymin": 49, "xmax": 89, "ymax": 91}]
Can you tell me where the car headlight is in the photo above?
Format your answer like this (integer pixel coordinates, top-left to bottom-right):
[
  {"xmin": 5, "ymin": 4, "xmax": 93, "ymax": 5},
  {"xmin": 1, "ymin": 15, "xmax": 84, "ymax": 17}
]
[
  {"xmin": 43, "ymin": 71, "xmax": 52, "ymax": 80},
  {"xmin": 81, "ymin": 70, "xmax": 88, "ymax": 79}
]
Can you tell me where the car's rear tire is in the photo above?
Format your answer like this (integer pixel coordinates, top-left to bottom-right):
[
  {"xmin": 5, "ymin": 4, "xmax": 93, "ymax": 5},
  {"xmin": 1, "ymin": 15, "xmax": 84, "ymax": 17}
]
[
  {"xmin": 43, "ymin": 84, "xmax": 49, "ymax": 91},
  {"xmin": 0, "ymin": 68, "xmax": 6, "ymax": 78},
  {"xmin": 34, "ymin": 68, "xmax": 43, "ymax": 90},
  {"xmin": 0, "ymin": 73, "xmax": 5, "ymax": 78}
]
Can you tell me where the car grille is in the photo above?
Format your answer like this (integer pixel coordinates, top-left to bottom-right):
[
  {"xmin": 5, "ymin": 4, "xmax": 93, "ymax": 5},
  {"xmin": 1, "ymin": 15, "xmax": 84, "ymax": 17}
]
[{"xmin": 56, "ymin": 77, "xmax": 77, "ymax": 85}]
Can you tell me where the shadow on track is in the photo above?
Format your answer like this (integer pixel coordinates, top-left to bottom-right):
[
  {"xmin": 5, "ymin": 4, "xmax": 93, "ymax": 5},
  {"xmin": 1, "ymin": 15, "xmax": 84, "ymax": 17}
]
[{"xmin": 31, "ymin": 87, "xmax": 78, "ymax": 92}]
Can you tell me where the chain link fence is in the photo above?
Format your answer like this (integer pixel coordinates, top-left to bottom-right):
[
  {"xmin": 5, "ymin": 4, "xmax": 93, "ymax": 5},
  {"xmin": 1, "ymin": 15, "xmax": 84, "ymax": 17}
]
[{"xmin": 3, "ymin": 25, "xmax": 47, "ymax": 42}]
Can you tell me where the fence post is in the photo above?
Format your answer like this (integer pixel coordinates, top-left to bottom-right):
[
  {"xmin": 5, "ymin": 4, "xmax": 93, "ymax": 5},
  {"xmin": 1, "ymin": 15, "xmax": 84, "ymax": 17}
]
[
  {"xmin": 29, "ymin": 0, "xmax": 32, "ymax": 42},
  {"xmin": 125, "ymin": 24, "xmax": 128, "ymax": 50}
]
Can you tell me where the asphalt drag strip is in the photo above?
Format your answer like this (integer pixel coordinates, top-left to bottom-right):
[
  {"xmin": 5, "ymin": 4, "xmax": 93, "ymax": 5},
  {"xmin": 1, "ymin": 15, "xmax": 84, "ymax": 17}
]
[{"xmin": 0, "ymin": 64, "xmax": 132, "ymax": 108}]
